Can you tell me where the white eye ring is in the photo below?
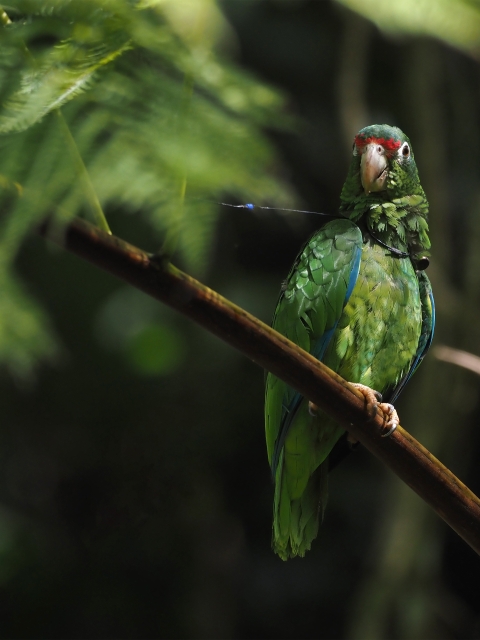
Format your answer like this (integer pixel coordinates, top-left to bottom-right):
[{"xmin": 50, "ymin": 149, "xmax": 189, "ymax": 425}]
[{"xmin": 399, "ymin": 142, "xmax": 410, "ymax": 158}]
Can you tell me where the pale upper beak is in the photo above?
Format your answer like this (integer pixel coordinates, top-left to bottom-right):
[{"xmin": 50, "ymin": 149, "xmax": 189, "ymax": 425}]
[{"xmin": 360, "ymin": 143, "xmax": 388, "ymax": 194}]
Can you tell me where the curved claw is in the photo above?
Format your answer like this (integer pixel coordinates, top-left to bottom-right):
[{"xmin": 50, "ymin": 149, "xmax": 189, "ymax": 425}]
[
  {"xmin": 308, "ymin": 401, "xmax": 318, "ymax": 417},
  {"xmin": 379, "ymin": 403, "xmax": 399, "ymax": 438},
  {"xmin": 381, "ymin": 423, "xmax": 398, "ymax": 438}
]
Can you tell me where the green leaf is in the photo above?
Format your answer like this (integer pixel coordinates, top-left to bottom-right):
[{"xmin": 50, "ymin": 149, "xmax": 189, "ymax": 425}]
[
  {"xmin": 0, "ymin": 0, "xmax": 294, "ymax": 374},
  {"xmin": 0, "ymin": 36, "xmax": 131, "ymax": 134},
  {"xmin": 336, "ymin": 0, "xmax": 480, "ymax": 55}
]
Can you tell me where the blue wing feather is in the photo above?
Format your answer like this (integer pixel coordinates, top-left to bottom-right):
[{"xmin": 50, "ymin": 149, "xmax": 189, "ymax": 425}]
[{"xmin": 271, "ymin": 243, "xmax": 362, "ymax": 476}]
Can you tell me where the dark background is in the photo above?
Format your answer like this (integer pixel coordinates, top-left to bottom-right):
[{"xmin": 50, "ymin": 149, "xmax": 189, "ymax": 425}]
[{"xmin": 2, "ymin": 0, "xmax": 480, "ymax": 637}]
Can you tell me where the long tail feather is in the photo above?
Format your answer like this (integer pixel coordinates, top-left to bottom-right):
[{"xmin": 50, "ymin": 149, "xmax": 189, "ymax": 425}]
[{"xmin": 272, "ymin": 458, "xmax": 328, "ymax": 560}]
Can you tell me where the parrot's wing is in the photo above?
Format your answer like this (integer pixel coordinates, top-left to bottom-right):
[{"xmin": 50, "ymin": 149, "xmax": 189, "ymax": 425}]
[
  {"xmin": 265, "ymin": 219, "xmax": 363, "ymax": 475},
  {"xmin": 387, "ymin": 270, "xmax": 435, "ymax": 404}
]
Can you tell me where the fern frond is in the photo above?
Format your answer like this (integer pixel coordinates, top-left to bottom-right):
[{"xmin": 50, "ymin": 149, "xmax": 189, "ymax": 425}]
[
  {"xmin": 0, "ymin": 34, "xmax": 131, "ymax": 133},
  {"xmin": 0, "ymin": 0, "xmax": 295, "ymax": 372}
]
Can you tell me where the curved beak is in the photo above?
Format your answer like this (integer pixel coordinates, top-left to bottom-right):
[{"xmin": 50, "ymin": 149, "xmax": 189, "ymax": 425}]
[{"xmin": 360, "ymin": 143, "xmax": 388, "ymax": 194}]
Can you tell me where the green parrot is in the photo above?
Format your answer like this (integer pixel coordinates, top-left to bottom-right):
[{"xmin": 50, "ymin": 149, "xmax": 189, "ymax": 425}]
[{"xmin": 264, "ymin": 124, "xmax": 435, "ymax": 560}]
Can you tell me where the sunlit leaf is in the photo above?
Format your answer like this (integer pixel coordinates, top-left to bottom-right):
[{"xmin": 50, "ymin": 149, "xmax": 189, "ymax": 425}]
[
  {"xmin": 0, "ymin": 34, "xmax": 131, "ymax": 134},
  {"xmin": 336, "ymin": 0, "xmax": 480, "ymax": 54}
]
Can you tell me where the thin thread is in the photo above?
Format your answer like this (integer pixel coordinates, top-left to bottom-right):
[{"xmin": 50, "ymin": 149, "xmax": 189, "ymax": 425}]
[
  {"xmin": 218, "ymin": 202, "xmax": 341, "ymax": 217},
  {"xmin": 205, "ymin": 200, "xmax": 341, "ymax": 218}
]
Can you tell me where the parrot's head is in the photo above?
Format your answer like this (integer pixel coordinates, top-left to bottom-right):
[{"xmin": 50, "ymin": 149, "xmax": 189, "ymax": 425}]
[
  {"xmin": 340, "ymin": 124, "xmax": 430, "ymax": 255},
  {"xmin": 351, "ymin": 124, "xmax": 419, "ymax": 196}
]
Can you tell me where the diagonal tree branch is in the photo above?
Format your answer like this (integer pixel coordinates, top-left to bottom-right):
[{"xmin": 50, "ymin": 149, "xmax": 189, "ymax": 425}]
[{"xmin": 39, "ymin": 217, "xmax": 480, "ymax": 555}]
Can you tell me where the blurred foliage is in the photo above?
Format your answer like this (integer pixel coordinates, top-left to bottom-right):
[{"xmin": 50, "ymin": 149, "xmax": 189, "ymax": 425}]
[
  {"xmin": 337, "ymin": 0, "xmax": 480, "ymax": 55},
  {"xmin": 0, "ymin": 0, "xmax": 292, "ymax": 375},
  {"xmin": 125, "ymin": 323, "xmax": 187, "ymax": 375},
  {"xmin": 0, "ymin": 267, "xmax": 57, "ymax": 378},
  {"xmin": 96, "ymin": 286, "xmax": 187, "ymax": 375},
  {"xmin": 1, "ymin": 0, "xmax": 480, "ymax": 639}
]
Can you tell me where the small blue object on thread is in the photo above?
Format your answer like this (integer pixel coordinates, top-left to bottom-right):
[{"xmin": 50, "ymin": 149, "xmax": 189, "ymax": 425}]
[{"xmin": 213, "ymin": 200, "xmax": 339, "ymax": 218}]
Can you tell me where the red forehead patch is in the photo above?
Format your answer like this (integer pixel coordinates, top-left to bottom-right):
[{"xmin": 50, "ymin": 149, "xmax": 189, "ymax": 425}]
[{"xmin": 354, "ymin": 135, "xmax": 401, "ymax": 153}]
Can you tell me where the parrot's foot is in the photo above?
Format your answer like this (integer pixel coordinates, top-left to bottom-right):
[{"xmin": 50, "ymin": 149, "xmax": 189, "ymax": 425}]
[{"xmin": 350, "ymin": 383, "xmax": 399, "ymax": 438}]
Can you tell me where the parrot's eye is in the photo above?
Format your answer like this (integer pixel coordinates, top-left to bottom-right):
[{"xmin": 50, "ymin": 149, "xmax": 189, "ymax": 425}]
[{"xmin": 401, "ymin": 143, "xmax": 410, "ymax": 158}]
